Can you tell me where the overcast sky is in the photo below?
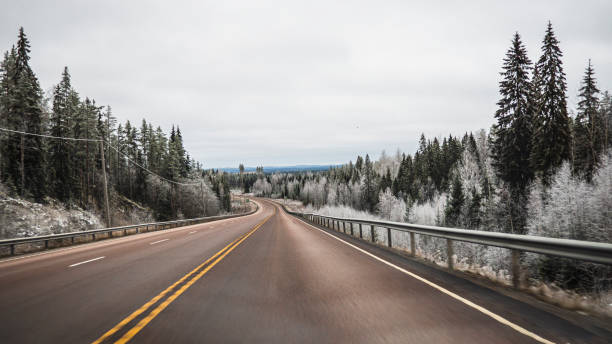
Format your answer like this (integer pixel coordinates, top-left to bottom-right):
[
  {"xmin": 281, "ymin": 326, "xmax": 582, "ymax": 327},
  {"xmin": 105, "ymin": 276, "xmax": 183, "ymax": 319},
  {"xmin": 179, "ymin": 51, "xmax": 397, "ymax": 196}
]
[{"xmin": 2, "ymin": 1, "xmax": 611, "ymax": 168}]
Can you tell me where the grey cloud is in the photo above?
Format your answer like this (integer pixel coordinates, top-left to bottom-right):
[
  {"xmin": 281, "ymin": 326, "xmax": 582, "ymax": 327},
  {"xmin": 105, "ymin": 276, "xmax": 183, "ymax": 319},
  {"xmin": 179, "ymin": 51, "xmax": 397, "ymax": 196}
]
[{"xmin": 1, "ymin": 0, "xmax": 611, "ymax": 167}]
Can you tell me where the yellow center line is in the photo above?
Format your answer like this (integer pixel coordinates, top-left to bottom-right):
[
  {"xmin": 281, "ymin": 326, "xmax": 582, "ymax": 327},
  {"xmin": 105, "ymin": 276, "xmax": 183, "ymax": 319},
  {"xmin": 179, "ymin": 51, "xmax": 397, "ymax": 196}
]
[{"xmin": 91, "ymin": 206, "xmax": 274, "ymax": 344}]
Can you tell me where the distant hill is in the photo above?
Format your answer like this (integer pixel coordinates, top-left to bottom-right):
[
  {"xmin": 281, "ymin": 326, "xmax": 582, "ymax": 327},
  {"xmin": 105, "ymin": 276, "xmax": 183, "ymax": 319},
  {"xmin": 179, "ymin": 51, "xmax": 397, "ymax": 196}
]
[{"xmin": 219, "ymin": 165, "xmax": 339, "ymax": 174}]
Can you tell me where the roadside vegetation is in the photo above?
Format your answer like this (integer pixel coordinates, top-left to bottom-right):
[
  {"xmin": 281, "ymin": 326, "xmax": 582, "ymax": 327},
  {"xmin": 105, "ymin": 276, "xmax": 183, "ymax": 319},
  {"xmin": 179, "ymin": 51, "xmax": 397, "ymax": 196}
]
[
  {"xmin": 248, "ymin": 23, "xmax": 612, "ymax": 312},
  {"xmin": 0, "ymin": 28, "xmax": 238, "ymax": 237}
]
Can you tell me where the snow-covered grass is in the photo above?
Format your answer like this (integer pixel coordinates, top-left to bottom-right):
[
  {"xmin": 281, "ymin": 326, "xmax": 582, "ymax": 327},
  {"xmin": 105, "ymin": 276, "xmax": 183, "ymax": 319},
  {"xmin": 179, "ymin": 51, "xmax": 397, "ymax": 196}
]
[
  {"xmin": 0, "ymin": 190, "xmax": 103, "ymax": 239},
  {"xmin": 300, "ymin": 197, "xmax": 611, "ymax": 318}
]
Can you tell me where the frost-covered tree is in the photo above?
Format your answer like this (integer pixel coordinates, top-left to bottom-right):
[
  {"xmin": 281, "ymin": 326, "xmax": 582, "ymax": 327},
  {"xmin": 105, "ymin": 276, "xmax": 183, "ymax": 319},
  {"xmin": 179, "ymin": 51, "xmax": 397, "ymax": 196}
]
[
  {"xmin": 252, "ymin": 177, "xmax": 272, "ymax": 197},
  {"xmin": 377, "ymin": 188, "xmax": 406, "ymax": 222},
  {"xmin": 526, "ymin": 155, "xmax": 611, "ymax": 291}
]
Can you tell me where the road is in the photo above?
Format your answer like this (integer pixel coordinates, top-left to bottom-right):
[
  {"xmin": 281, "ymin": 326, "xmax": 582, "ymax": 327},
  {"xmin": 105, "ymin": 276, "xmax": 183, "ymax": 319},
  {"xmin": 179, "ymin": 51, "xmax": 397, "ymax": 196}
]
[{"xmin": 0, "ymin": 199, "xmax": 609, "ymax": 343}]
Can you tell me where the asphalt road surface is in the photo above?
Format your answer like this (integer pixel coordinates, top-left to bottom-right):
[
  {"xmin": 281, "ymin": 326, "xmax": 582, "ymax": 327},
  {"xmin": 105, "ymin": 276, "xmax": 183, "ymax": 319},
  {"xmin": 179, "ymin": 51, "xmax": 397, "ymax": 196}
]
[{"xmin": 0, "ymin": 199, "xmax": 610, "ymax": 343}]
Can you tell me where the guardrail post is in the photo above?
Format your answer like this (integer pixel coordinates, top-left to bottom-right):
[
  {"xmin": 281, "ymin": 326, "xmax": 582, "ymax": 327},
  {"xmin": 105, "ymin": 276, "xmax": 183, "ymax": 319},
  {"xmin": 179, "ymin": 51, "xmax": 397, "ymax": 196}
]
[
  {"xmin": 447, "ymin": 239, "xmax": 454, "ymax": 270},
  {"xmin": 512, "ymin": 250, "xmax": 523, "ymax": 289},
  {"xmin": 371, "ymin": 225, "xmax": 375, "ymax": 243},
  {"xmin": 410, "ymin": 232, "xmax": 416, "ymax": 256},
  {"xmin": 359, "ymin": 224, "xmax": 362, "ymax": 238},
  {"xmin": 387, "ymin": 228, "xmax": 392, "ymax": 248},
  {"xmin": 350, "ymin": 222, "xmax": 354, "ymax": 236},
  {"xmin": 123, "ymin": 228, "xmax": 127, "ymax": 236},
  {"xmin": 44, "ymin": 240, "xmax": 49, "ymax": 249},
  {"xmin": 10, "ymin": 244, "xmax": 15, "ymax": 255},
  {"xmin": 342, "ymin": 221, "xmax": 346, "ymax": 233},
  {"xmin": 71, "ymin": 237, "xmax": 74, "ymax": 244}
]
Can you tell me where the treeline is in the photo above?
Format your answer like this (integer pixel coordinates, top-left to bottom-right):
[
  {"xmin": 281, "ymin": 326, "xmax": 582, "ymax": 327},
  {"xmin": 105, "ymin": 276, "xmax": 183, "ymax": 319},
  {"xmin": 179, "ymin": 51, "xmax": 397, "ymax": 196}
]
[
  {"xmin": 251, "ymin": 23, "xmax": 611, "ymax": 292},
  {"xmin": 0, "ymin": 28, "xmax": 231, "ymax": 222}
]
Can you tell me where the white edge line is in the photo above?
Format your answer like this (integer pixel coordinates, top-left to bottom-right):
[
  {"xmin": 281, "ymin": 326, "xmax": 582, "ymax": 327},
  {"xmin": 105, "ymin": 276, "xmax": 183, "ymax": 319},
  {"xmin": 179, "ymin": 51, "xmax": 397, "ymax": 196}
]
[
  {"xmin": 188, "ymin": 231, "xmax": 197, "ymax": 234},
  {"xmin": 150, "ymin": 239, "xmax": 169, "ymax": 245},
  {"xmin": 69, "ymin": 256, "xmax": 105, "ymax": 267},
  {"xmin": 293, "ymin": 215, "xmax": 555, "ymax": 344}
]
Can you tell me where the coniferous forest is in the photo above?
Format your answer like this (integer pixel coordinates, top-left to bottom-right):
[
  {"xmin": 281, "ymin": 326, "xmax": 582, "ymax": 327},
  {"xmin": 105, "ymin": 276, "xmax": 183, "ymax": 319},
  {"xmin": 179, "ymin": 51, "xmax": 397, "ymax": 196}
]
[
  {"xmin": 0, "ymin": 23, "xmax": 610, "ymax": 295},
  {"xmin": 249, "ymin": 23, "xmax": 611, "ymax": 294},
  {"xmin": 0, "ymin": 28, "xmax": 233, "ymax": 226}
]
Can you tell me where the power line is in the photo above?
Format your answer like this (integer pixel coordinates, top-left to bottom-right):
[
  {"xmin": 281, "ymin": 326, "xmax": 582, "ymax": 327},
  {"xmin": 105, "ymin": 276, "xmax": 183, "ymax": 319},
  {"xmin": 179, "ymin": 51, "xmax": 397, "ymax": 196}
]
[
  {"xmin": 106, "ymin": 143, "xmax": 200, "ymax": 186},
  {"xmin": 0, "ymin": 126, "xmax": 201, "ymax": 187},
  {"xmin": 0, "ymin": 126, "xmax": 102, "ymax": 142}
]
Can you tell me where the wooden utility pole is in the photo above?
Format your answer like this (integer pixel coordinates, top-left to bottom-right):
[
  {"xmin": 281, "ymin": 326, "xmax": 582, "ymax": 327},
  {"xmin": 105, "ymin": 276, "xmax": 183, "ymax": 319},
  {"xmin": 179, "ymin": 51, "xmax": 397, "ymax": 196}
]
[
  {"xmin": 200, "ymin": 181, "xmax": 205, "ymax": 215},
  {"xmin": 100, "ymin": 141, "xmax": 111, "ymax": 228},
  {"xmin": 20, "ymin": 134, "xmax": 24, "ymax": 196}
]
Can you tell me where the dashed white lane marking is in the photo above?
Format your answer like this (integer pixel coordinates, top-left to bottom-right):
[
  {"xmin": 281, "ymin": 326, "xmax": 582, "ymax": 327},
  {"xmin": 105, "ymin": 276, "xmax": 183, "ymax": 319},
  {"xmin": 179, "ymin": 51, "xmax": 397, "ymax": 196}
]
[
  {"xmin": 69, "ymin": 256, "xmax": 105, "ymax": 267},
  {"xmin": 188, "ymin": 231, "xmax": 197, "ymax": 234},
  {"xmin": 294, "ymin": 215, "xmax": 554, "ymax": 344},
  {"xmin": 149, "ymin": 239, "xmax": 169, "ymax": 245}
]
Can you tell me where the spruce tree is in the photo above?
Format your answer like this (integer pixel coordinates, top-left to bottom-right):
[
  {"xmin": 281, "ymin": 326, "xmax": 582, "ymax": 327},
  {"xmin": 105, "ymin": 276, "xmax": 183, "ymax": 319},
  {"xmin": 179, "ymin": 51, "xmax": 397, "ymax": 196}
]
[
  {"xmin": 531, "ymin": 22, "xmax": 572, "ymax": 184},
  {"xmin": 600, "ymin": 91, "xmax": 612, "ymax": 153},
  {"xmin": 466, "ymin": 187, "xmax": 482, "ymax": 229},
  {"xmin": 445, "ymin": 176, "xmax": 465, "ymax": 227},
  {"xmin": 49, "ymin": 67, "xmax": 73, "ymax": 201},
  {"xmin": 380, "ymin": 168, "xmax": 392, "ymax": 193},
  {"xmin": 9, "ymin": 28, "xmax": 46, "ymax": 200},
  {"xmin": 491, "ymin": 32, "xmax": 533, "ymax": 190},
  {"xmin": 0, "ymin": 48, "xmax": 17, "ymax": 186},
  {"xmin": 360, "ymin": 154, "xmax": 378, "ymax": 212},
  {"xmin": 573, "ymin": 60, "xmax": 603, "ymax": 181}
]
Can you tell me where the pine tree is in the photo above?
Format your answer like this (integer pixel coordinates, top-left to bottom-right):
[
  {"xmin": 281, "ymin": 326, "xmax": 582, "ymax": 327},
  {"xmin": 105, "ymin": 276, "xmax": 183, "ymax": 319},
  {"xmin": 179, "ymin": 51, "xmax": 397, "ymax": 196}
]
[
  {"xmin": 49, "ymin": 67, "xmax": 73, "ymax": 201},
  {"xmin": 531, "ymin": 22, "xmax": 572, "ymax": 184},
  {"xmin": 0, "ymin": 48, "xmax": 17, "ymax": 186},
  {"xmin": 466, "ymin": 187, "xmax": 482, "ymax": 229},
  {"xmin": 13, "ymin": 28, "xmax": 46, "ymax": 199},
  {"xmin": 600, "ymin": 91, "xmax": 612, "ymax": 153},
  {"xmin": 380, "ymin": 168, "xmax": 392, "ymax": 193},
  {"xmin": 175, "ymin": 126, "xmax": 188, "ymax": 177},
  {"xmin": 491, "ymin": 32, "xmax": 533, "ymax": 190},
  {"xmin": 360, "ymin": 154, "xmax": 378, "ymax": 212},
  {"xmin": 573, "ymin": 60, "xmax": 603, "ymax": 181},
  {"xmin": 1, "ymin": 29, "xmax": 47, "ymax": 199},
  {"xmin": 445, "ymin": 176, "xmax": 465, "ymax": 227}
]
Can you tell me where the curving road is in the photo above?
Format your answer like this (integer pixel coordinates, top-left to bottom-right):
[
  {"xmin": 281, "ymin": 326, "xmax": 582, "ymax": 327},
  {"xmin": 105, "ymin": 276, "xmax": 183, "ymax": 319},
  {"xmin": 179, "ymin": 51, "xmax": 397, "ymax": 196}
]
[{"xmin": 0, "ymin": 199, "xmax": 609, "ymax": 343}]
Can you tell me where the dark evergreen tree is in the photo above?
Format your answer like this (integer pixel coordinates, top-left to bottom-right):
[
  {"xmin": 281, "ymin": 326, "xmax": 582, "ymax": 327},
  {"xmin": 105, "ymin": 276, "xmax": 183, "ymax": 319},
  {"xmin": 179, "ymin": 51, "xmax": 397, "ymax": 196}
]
[
  {"xmin": 0, "ymin": 48, "xmax": 17, "ymax": 187},
  {"xmin": 380, "ymin": 168, "xmax": 392, "ymax": 193},
  {"xmin": 573, "ymin": 60, "xmax": 603, "ymax": 181},
  {"xmin": 1, "ymin": 29, "xmax": 47, "ymax": 199},
  {"xmin": 531, "ymin": 22, "xmax": 572, "ymax": 184},
  {"xmin": 49, "ymin": 67, "xmax": 73, "ymax": 201},
  {"xmin": 444, "ymin": 176, "xmax": 465, "ymax": 227},
  {"xmin": 360, "ymin": 154, "xmax": 378, "ymax": 212},
  {"xmin": 491, "ymin": 32, "xmax": 533, "ymax": 190},
  {"xmin": 601, "ymin": 91, "xmax": 612, "ymax": 153},
  {"xmin": 466, "ymin": 187, "xmax": 482, "ymax": 229}
]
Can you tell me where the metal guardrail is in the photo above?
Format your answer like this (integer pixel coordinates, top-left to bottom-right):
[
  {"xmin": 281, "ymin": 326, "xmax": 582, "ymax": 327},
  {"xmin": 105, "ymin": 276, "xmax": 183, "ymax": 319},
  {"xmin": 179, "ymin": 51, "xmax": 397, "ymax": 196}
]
[
  {"xmin": 0, "ymin": 200, "xmax": 258, "ymax": 257},
  {"xmin": 281, "ymin": 205, "xmax": 612, "ymax": 288}
]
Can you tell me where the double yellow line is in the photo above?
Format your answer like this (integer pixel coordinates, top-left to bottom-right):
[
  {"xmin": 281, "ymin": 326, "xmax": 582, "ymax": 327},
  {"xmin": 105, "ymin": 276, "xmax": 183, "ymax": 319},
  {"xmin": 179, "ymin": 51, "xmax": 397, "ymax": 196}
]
[{"xmin": 93, "ymin": 209, "xmax": 274, "ymax": 344}]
